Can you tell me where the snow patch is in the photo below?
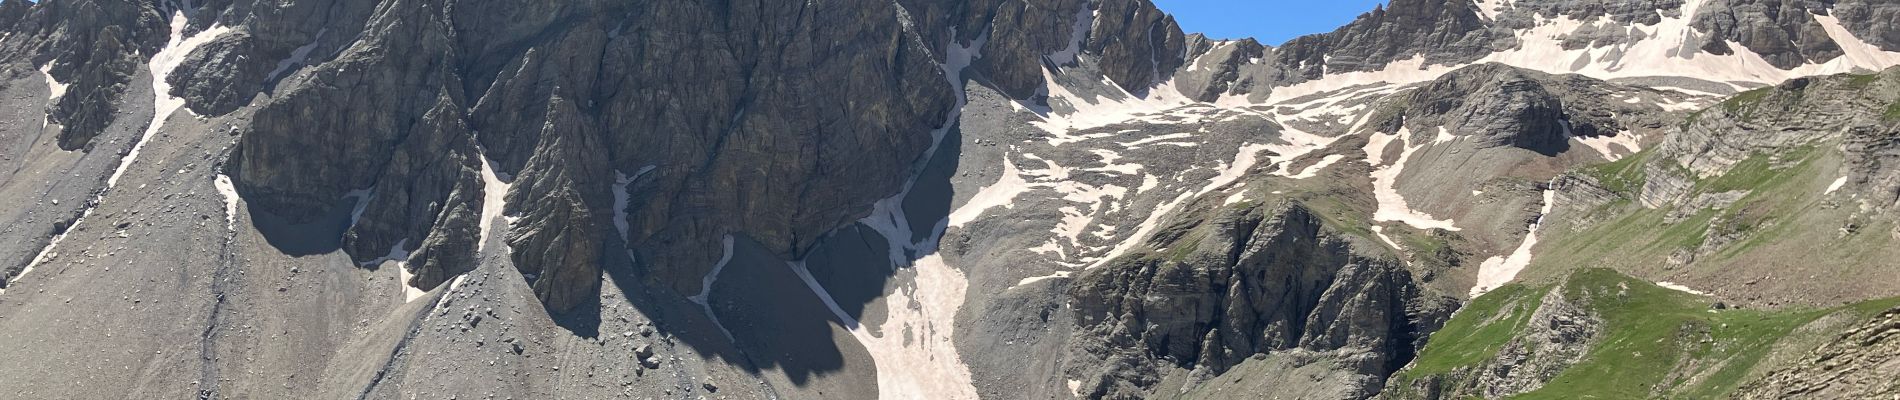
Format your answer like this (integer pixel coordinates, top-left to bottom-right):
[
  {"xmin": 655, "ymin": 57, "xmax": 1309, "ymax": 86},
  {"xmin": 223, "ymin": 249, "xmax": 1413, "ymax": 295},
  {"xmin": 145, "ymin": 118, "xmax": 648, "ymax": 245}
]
[
  {"xmin": 1432, "ymin": 127, "xmax": 1458, "ymax": 144},
  {"xmin": 1574, "ymin": 131, "xmax": 1643, "ymax": 161},
  {"xmin": 9, "ymin": 6, "xmax": 227, "ymax": 293},
  {"xmin": 358, "ymin": 239, "xmax": 423, "ymax": 302},
  {"xmin": 1470, "ymin": 179, "xmax": 1557, "ymax": 297},
  {"xmin": 814, "ymin": 29, "xmax": 983, "ymax": 400},
  {"xmin": 948, "ymin": 157, "xmax": 1030, "ymax": 228},
  {"xmin": 1656, "ymin": 281, "xmax": 1708, "ymax": 296},
  {"xmin": 1118, "ymin": 132, "xmax": 1196, "ymax": 148},
  {"xmin": 1262, "ymin": 120, "xmax": 1344, "ymax": 179},
  {"xmin": 1813, "ymin": 14, "xmax": 1900, "ymax": 71},
  {"xmin": 110, "ymin": 16, "xmax": 230, "ymax": 188},
  {"xmin": 1365, "ymin": 128, "xmax": 1462, "ymax": 231},
  {"xmin": 1030, "ymin": 71, "xmax": 1195, "ymax": 138},
  {"xmin": 853, "ymin": 253, "xmax": 976, "ymax": 400},
  {"xmin": 1370, "ymin": 225, "xmax": 1404, "ymax": 252},
  {"xmin": 476, "ymin": 152, "xmax": 513, "ymax": 253},
  {"xmin": 687, "ymin": 235, "xmax": 736, "ymax": 341},
  {"xmin": 39, "ymin": 63, "xmax": 68, "ymax": 129},
  {"xmin": 214, "ymin": 174, "xmax": 240, "ymax": 232},
  {"xmin": 1825, "ymin": 176, "xmax": 1848, "ymax": 195},
  {"xmin": 1283, "ymin": 154, "xmax": 1345, "ymax": 179},
  {"xmin": 264, "ymin": 29, "xmax": 326, "ymax": 82},
  {"xmin": 1014, "ymin": 271, "xmax": 1073, "ymax": 288}
]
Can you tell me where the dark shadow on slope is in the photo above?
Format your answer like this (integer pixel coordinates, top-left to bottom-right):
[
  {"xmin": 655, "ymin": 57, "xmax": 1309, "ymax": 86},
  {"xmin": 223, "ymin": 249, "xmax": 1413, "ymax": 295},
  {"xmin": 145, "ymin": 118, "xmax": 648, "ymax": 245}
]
[
  {"xmin": 711, "ymin": 234, "xmax": 876, "ymax": 391},
  {"xmin": 587, "ymin": 117, "xmax": 964, "ymax": 393},
  {"xmin": 249, "ymin": 194, "xmax": 357, "ymax": 256},
  {"xmin": 803, "ymin": 120, "xmax": 961, "ymax": 326}
]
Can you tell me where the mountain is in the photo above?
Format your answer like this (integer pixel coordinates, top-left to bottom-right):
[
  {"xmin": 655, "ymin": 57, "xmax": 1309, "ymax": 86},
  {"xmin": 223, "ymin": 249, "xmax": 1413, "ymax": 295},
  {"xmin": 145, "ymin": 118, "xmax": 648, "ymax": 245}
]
[{"xmin": 0, "ymin": 0, "xmax": 1896, "ymax": 398}]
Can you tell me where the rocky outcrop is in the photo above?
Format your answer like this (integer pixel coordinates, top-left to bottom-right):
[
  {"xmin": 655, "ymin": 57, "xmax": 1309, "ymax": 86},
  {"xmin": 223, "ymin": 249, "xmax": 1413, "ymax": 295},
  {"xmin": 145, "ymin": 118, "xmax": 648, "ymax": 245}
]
[
  {"xmin": 1392, "ymin": 286, "xmax": 1601, "ymax": 400},
  {"xmin": 1174, "ymin": 35, "xmax": 1267, "ymax": 102},
  {"xmin": 1690, "ymin": 0, "xmax": 1877, "ymax": 70},
  {"xmin": 1363, "ymin": 64, "xmax": 1571, "ymax": 153},
  {"xmin": 10, "ymin": 0, "xmax": 168, "ymax": 150},
  {"xmin": 221, "ymin": 0, "xmax": 963, "ymax": 313},
  {"xmin": 1269, "ymin": 0, "xmax": 1505, "ymax": 85},
  {"xmin": 1645, "ymin": 69, "xmax": 1900, "ymax": 207},
  {"xmin": 1363, "ymin": 63, "xmax": 1685, "ymax": 154},
  {"xmin": 1066, "ymin": 201, "xmax": 1456, "ymax": 399},
  {"xmin": 1737, "ymin": 306, "xmax": 1900, "ymax": 399},
  {"xmin": 1086, "ymin": 0, "xmax": 1188, "ymax": 94}
]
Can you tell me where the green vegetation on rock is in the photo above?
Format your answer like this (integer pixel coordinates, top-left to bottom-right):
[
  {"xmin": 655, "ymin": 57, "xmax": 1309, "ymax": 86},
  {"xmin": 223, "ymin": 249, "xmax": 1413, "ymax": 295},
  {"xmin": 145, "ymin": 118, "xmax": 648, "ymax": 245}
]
[{"xmin": 1390, "ymin": 269, "xmax": 1900, "ymax": 399}]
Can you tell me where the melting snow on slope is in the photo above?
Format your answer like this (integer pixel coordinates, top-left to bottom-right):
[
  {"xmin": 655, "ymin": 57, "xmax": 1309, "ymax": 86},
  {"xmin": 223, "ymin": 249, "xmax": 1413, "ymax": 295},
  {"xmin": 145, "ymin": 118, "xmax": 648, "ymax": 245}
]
[
  {"xmin": 687, "ymin": 235, "xmax": 736, "ymax": 341},
  {"xmin": 1656, "ymin": 281, "xmax": 1708, "ymax": 296},
  {"xmin": 1480, "ymin": 1, "xmax": 1900, "ymax": 91},
  {"xmin": 1574, "ymin": 131, "xmax": 1643, "ymax": 161},
  {"xmin": 214, "ymin": 174, "xmax": 240, "ymax": 232},
  {"xmin": 475, "ymin": 152, "xmax": 513, "ymax": 253},
  {"xmin": 357, "ymin": 239, "xmax": 423, "ymax": 302},
  {"xmin": 7, "ymin": 7, "xmax": 227, "ymax": 293},
  {"xmin": 111, "ymin": 16, "xmax": 230, "ymax": 187},
  {"xmin": 263, "ymin": 29, "xmax": 326, "ymax": 82},
  {"xmin": 946, "ymin": 157, "xmax": 1031, "ymax": 228},
  {"xmin": 1825, "ymin": 176, "xmax": 1849, "ymax": 195},
  {"xmin": 820, "ymin": 31, "xmax": 983, "ymax": 400},
  {"xmin": 833, "ymin": 252, "xmax": 975, "ymax": 400},
  {"xmin": 1366, "ymin": 128, "xmax": 1461, "ymax": 231},
  {"xmin": 1471, "ymin": 180, "xmax": 1557, "ymax": 297},
  {"xmin": 39, "ymin": 64, "xmax": 68, "ymax": 128},
  {"xmin": 1263, "ymin": 120, "xmax": 1344, "ymax": 179},
  {"xmin": 1031, "ymin": 71, "xmax": 1195, "ymax": 138},
  {"xmin": 1256, "ymin": 0, "xmax": 1900, "ymax": 109}
]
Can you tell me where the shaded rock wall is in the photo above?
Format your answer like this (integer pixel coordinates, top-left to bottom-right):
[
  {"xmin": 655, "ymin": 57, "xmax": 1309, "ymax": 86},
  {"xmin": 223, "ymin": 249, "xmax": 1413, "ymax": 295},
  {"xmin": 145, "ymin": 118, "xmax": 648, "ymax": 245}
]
[{"xmin": 1067, "ymin": 202, "xmax": 1456, "ymax": 399}]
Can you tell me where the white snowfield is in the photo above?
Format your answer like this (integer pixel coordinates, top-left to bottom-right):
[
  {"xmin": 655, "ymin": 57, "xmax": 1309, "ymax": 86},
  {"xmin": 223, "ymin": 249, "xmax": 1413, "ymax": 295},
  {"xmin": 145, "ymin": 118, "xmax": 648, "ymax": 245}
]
[{"xmin": 1256, "ymin": 0, "xmax": 1900, "ymax": 106}]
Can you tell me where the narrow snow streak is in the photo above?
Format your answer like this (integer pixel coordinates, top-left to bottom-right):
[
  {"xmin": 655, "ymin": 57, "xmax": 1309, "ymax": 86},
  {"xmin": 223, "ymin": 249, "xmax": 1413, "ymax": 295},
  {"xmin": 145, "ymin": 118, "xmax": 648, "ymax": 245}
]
[
  {"xmin": 264, "ymin": 29, "xmax": 326, "ymax": 82},
  {"xmin": 111, "ymin": 17, "xmax": 230, "ymax": 188},
  {"xmin": 1471, "ymin": 180, "xmax": 1557, "ymax": 297},
  {"xmin": 1370, "ymin": 225, "xmax": 1404, "ymax": 252},
  {"xmin": 9, "ymin": 7, "xmax": 225, "ymax": 292},
  {"xmin": 612, "ymin": 166, "xmax": 657, "ymax": 263},
  {"xmin": 687, "ymin": 235, "xmax": 736, "ymax": 341},
  {"xmin": 1015, "ymin": 271, "xmax": 1074, "ymax": 287},
  {"xmin": 1656, "ymin": 281, "xmax": 1708, "ymax": 296},
  {"xmin": 475, "ymin": 152, "xmax": 513, "ymax": 253}
]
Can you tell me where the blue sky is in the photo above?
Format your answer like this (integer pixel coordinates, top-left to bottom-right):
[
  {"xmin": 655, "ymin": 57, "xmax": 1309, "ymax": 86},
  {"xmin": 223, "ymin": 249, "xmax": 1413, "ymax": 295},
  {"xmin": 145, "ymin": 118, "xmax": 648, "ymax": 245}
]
[{"xmin": 1153, "ymin": 0, "xmax": 1389, "ymax": 45}]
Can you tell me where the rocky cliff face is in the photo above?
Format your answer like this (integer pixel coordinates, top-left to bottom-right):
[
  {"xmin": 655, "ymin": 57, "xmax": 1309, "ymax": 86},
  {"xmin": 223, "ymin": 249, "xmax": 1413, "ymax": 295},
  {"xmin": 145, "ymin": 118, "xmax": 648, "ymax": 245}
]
[
  {"xmin": 2, "ymin": 0, "xmax": 1899, "ymax": 398},
  {"xmin": 1738, "ymin": 306, "xmax": 1900, "ymax": 399},
  {"xmin": 1067, "ymin": 202, "xmax": 1457, "ymax": 399}
]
